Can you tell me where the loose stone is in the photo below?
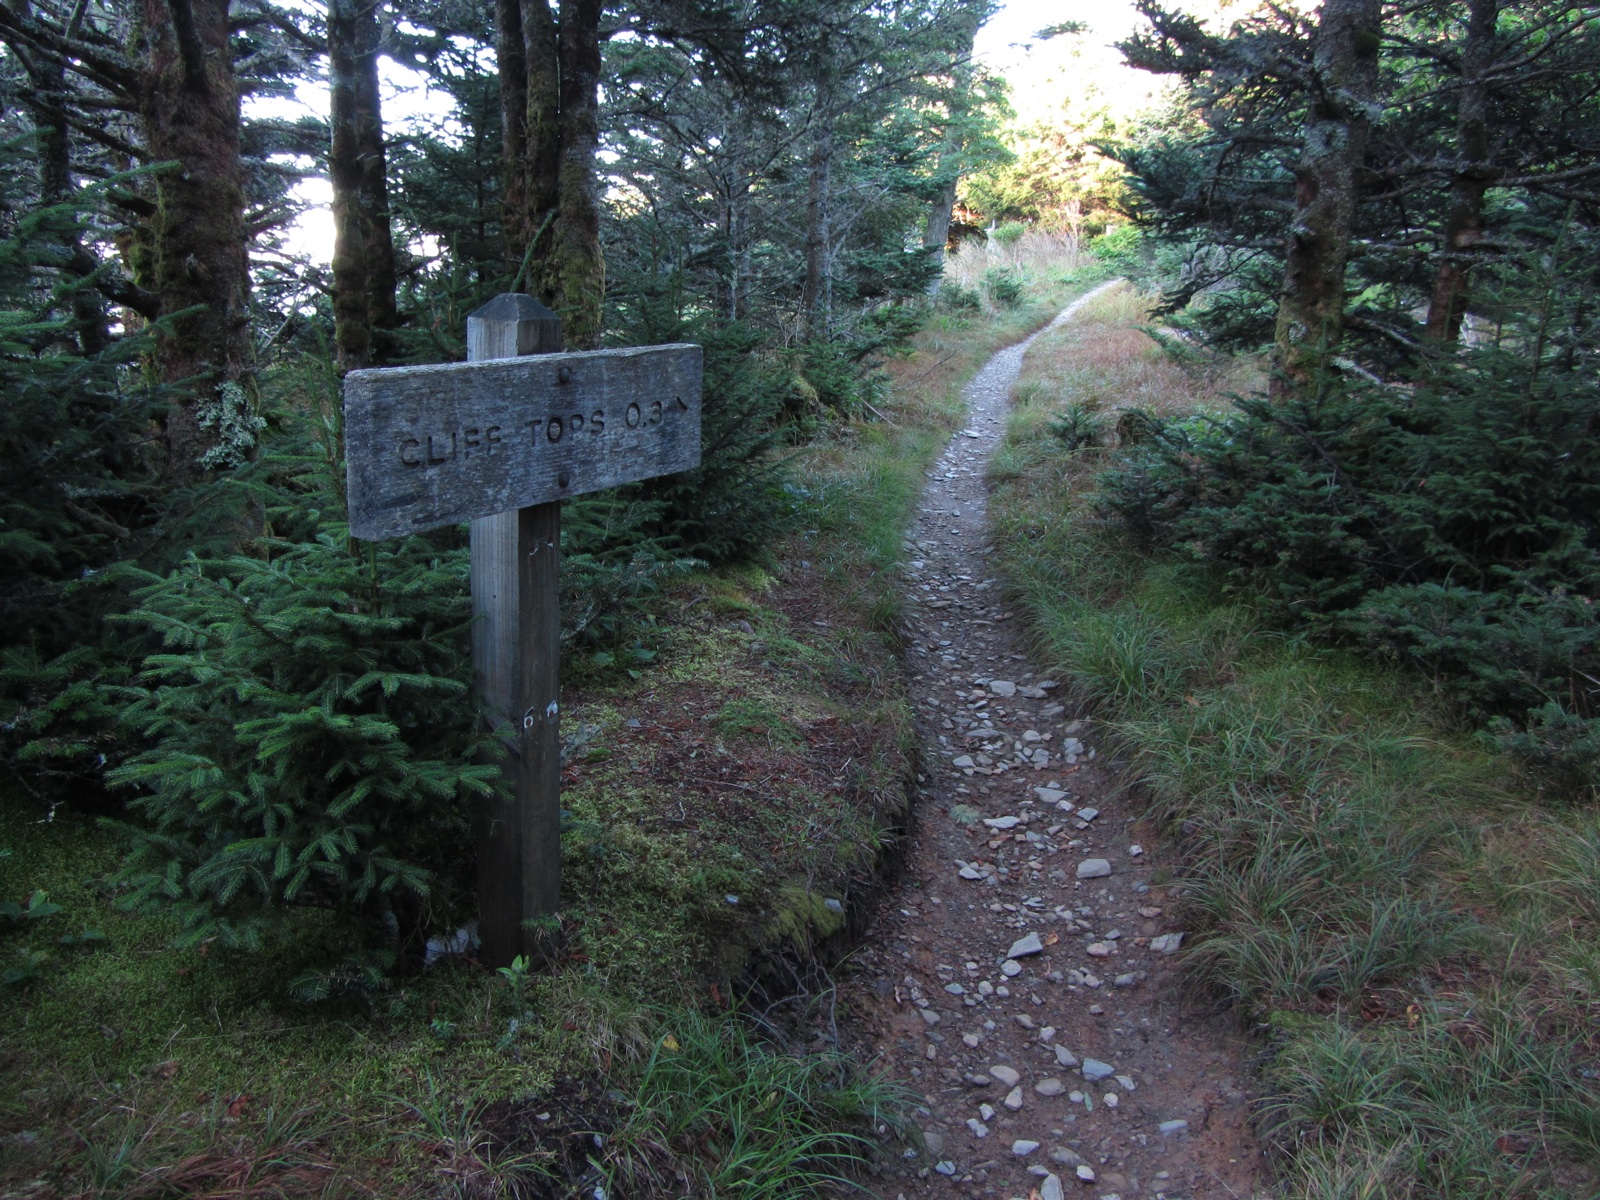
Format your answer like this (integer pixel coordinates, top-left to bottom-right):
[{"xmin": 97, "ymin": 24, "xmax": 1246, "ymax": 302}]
[
  {"xmin": 1035, "ymin": 1077, "xmax": 1066, "ymax": 1097},
  {"xmin": 1151, "ymin": 933, "xmax": 1184, "ymax": 954},
  {"xmin": 1040, "ymin": 1174, "xmax": 1065, "ymax": 1200},
  {"xmin": 952, "ymin": 755, "xmax": 975, "ymax": 769},
  {"xmin": 1003, "ymin": 1086, "xmax": 1023, "ymax": 1111},
  {"xmin": 1104, "ymin": 1093, "xmax": 1119, "ymax": 1109},
  {"xmin": 979, "ymin": 1103, "xmax": 996, "ymax": 1121},
  {"xmin": 1000, "ymin": 959, "xmax": 1022, "ymax": 977},
  {"xmin": 967, "ymin": 1117, "xmax": 989, "ymax": 1138},
  {"xmin": 989, "ymin": 1065, "xmax": 1021, "ymax": 1087},
  {"xmin": 1007, "ymin": 932, "xmax": 1044, "ymax": 958},
  {"xmin": 1012, "ymin": 1139, "xmax": 1040, "ymax": 1156},
  {"xmin": 983, "ymin": 815, "xmax": 1021, "ymax": 830},
  {"xmin": 1076, "ymin": 1164, "xmax": 1097, "ymax": 1182},
  {"xmin": 1158, "ymin": 1119, "xmax": 1189, "ymax": 1135},
  {"xmin": 935, "ymin": 1160, "xmax": 957, "ymax": 1176},
  {"xmin": 1054, "ymin": 1045, "xmax": 1080, "ymax": 1067},
  {"xmin": 958, "ymin": 865, "xmax": 984, "ymax": 880},
  {"xmin": 988, "ymin": 680, "xmax": 1017, "ymax": 697},
  {"xmin": 1087, "ymin": 941, "xmax": 1113, "ymax": 957},
  {"xmin": 1076, "ymin": 859, "xmax": 1112, "ymax": 880},
  {"xmin": 1081, "ymin": 1058, "xmax": 1115, "ymax": 1081}
]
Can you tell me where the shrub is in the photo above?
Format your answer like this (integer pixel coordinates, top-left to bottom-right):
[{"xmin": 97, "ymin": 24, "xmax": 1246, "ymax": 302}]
[
  {"xmin": 937, "ymin": 282, "xmax": 981, "ymax": 315},
  {"xmin": 105, "ymin": 518, "xmax": 498, "ymax": 962},
  {"xmin": 1049, "ymin": 402, "xmax": 1105, "ymax": 450},
  {"xmin": 1096, "ymin": 346, "xmax": 1600, "ymax": 781},
  {"xmin": 993, "ymin": 220, "xmax": 1026, "ymax": 247},
  {"xmin": 982, "ymin": 268, "xmax": 1023, "ymax": 308}
]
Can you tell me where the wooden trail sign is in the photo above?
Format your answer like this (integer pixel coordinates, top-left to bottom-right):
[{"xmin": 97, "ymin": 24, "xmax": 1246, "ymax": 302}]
[{"xmin": 343, "ymin": 294, "xmax": 703, "ymax": 965}]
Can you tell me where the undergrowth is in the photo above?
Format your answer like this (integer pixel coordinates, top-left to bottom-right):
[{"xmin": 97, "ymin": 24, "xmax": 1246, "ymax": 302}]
[
  {"xmin": 0, "ymin": 238, "xmax": 1103, "ymax": 1198},
  {"xmin": 990, "ymin": 287, "xmax": 1600, "ymax": 1198}
]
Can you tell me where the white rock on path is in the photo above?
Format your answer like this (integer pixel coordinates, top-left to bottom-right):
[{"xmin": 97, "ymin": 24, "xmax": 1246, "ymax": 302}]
[
  {"xmin": 982, "ymin": 815, "xmax": 1021, "ymax": 830},
  {"xmin": 1034, "ymin": 1077, "xmax": 1066, "ymax": 1096},
  {"xmin": 1000, "ymin": 959, "xmax": 1022, "ymax": 977},
  {"xmin": 1151, "ymin": 933, "xmax": 1185, "ymax": 954},
  {"xmin": 1034, "ymin": 787, "xmax": 1069, "ymax": 805},
  {"xmin": 1012, "ymin": 1139, "xmax": 1040, "ymax": 1156},
  {"xmin": 1076, "ymin": 859, "xmax": 1112, "ymax": 879},
  {"xmin": 988, "ymin": 680, "xmax": 1017, "ymax": 697},
  {"xmin": 1076, "ymin": 1164, "xmax": 1097, "ymax": 1182},
  {"xmin": 958, "ymin": 865, "xmax": 984, "ymax": 880},
  {"xmin": 1002, "ymin": 1086, "xmax": 1024, "ymax": 1111},
  {"xmin": 989, "ymin": 1064, "xmax": 1021, "ymax": 1087},
  {"xmin": 952, "ymin": 755, "xmax": 975, "ymax": 769},
  {"xmin": 1081, "ymin": 1058, "xmax": 1115, "ymax": 1081},
  {"xmin": 1054, "ymin": 1045, "xmax": 1080, "ymax": 1068},
  {"xmin": 1040, "ymin": 1174, "xmax": 1065, "ymax": 1200},
  {"xmin": 1007, "ymin": 932, "xmax": 1044, "ymax": 958}
]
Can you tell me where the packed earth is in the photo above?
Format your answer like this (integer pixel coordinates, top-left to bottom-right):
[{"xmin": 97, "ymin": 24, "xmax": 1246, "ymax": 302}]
[{"xmin": 840, "ymin": 287, "xmax": 1271, "ymax": 1200}]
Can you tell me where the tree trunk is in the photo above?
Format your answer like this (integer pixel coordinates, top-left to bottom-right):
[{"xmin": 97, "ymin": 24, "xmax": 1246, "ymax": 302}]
[
  {"xmin": 501, "ymin": 0, "xmax": 603, "ymax": 348},
  {"xmin": 133, "ymin": 0, "xmax": 255, "ymax": 479},
  {"xmin": 550, "ymin": 0, "xmax": 603, "ymax": 349},
  {"xmin": 1424, "ymin": 0, "xmax": 1498, "ymax": 344},
  {"xmin": 330, "ymin": 0, "xmax": 398, "ymax": 371},
  {"xmin": 923, "ymin": 5, "xmax": 985, "ymax": 295},
  {"xmin": 1272, "ymin": 0, "xmax": 1382, "ymax": 395},
  {"xmin": 800, "ymin": 117, "xmax": 834, "ymax": 340},
  {"xmin": 923, "ymin": 174, "xmax": 959, "ymax": 292},
  {"xmin": 497, "ymin": 0, "xmax": 530, "ymax": 262}
]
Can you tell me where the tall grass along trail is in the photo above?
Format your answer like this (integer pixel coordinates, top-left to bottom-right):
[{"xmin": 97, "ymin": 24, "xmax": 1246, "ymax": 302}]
[{"xmin": 840, "ymin": 281, "xmax": 1269, "ymax": 1200}]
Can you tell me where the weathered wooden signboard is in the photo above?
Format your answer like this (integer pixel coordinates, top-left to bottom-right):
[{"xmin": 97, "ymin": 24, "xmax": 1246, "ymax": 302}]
[
  {"xmin": 343, "ymin": 294, "xmax": 703, "ymax": 966},
  {"xmin": 344, "ymin": 340, "xmax": 702, "ymax": 540}
]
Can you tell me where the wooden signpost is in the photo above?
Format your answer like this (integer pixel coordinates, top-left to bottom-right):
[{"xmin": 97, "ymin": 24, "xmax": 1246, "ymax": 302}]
[{"xmin": 344, "ymin": 294, "xmax": 702, "ymax": 965}]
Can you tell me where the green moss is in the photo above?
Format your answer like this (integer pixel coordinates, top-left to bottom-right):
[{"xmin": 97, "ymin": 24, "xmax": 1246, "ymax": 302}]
[{"xmin": 765, "ymin": 886, "xmax": 847, "ymax": 954}]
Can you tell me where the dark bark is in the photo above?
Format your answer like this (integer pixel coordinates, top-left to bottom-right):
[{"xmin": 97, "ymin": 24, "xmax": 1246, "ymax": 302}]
[
  {"xmin": 800, "ymin": 115, "xmax": 834, "ymax": 338},
  {"xmin": 1272, "ymin": 0, "xmax": 1382, "ymax": 394},
  {"xmin": 330, "ymin": 0, "xmax": 398, "ymax": 371},
  {"xmin": 551, "ymin": 0, "xmax": 603, "ymax": 349},
  {"xmin": 1424, "ymin": 0, "xmax": 1499, "ymax": 344},
  {"xmin": 133, "ymin": 0, "xmax": 255, "ymax": 479},
  {"xmin": 922, "ymin": 5, "xmax": 985, "ymax": 294},
  {"xmin": 500, "ymin": 0, "xmax": 604, "ymax": 349},
  {"xmin": 497, "ymin": 0, "xmax": 529, "ymax": 261}
]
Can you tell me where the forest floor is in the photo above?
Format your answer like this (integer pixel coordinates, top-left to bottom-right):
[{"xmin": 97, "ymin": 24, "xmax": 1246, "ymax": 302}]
[{"xmin": 839, "ymin": 283, "xmax": 1271, "ymax": 1200}]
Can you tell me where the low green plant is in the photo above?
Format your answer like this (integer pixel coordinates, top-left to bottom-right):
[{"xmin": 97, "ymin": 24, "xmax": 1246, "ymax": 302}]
[
  {"xmin": 1049, "ymin": 402, "xmax": 1106, "ymax": 450},
  {"xmin": 937, "ymin": 282, "xmax": 981, "ymax": 315},
  {"xmin": 993, "ymin": 220, "xmax": 1026, "ymax": 247},
  {"xmin": 601, "ymin": 1009, "xmax": 913, "ymax": 1196},
  {"xmin": 983, "ymin": 267, "xmax": 1024, "ymax": 308},
  {"xmin": 1094, "ymin": 344, "xmax": 1600, "ymax": 787}
]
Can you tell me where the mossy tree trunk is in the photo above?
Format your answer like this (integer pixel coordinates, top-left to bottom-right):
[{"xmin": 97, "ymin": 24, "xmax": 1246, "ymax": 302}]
[
  {"xmin": 500, "ymin": 0, "xmax": 603, "ymax": 350},
  {"xmin": 132, "ymin": 0, "xmax": 256, "ymax": 480},
  {"xmin": 330, "ymin": 0, "xmax": 399, "ymax": 371},
  {"xmin": 1272, "ymin": 0, "xmax": 1382, "ymax": 396},
  {"xmin": 1424, "ymin": 0, "xmax": 1498, "ymax": 345}
]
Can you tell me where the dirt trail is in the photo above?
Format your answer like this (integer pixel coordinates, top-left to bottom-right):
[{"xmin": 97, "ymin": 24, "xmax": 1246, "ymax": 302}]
[{"xmin": 840, "ymin": 284, "xmax": 1270, "ymax": 1200}]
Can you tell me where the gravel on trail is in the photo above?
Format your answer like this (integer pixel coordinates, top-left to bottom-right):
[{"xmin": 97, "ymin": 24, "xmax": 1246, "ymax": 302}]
[{"xmin": 838, "ymin": 283, "xmax": 1270, "ymax": 1200}]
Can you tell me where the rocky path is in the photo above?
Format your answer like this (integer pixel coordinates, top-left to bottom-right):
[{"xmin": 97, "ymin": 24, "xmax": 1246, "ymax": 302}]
[{"xmin": 841, "ymin": 284, "xmax": 1270, "ymax": 1200}]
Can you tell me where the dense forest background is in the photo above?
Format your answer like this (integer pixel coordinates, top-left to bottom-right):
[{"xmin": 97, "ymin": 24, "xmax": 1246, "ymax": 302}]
[{"xmin": 1, "ymin": 0, "xmax": 1596, "ymax": 960}]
